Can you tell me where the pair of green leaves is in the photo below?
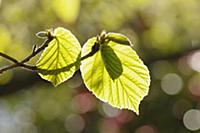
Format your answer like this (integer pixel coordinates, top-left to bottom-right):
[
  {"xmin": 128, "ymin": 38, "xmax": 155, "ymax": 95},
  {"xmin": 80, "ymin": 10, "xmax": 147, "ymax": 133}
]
[{"xmin": 36, "ymin": 27, "xmax": 150, "ymax": 115}]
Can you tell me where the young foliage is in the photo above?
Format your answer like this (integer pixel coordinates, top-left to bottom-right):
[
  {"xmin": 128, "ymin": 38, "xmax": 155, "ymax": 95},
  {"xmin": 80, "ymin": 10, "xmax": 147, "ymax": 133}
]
[
  {"xmin": 80, "ymin": 33, "xmax": 150, "ymax": 114},
  {"xmin": 36, "ymin": 27, "xmax": 81, "ymax": 86},
  {"xmin": 0, "ymin": 27, "xmax": 150, "ymax": 115}
]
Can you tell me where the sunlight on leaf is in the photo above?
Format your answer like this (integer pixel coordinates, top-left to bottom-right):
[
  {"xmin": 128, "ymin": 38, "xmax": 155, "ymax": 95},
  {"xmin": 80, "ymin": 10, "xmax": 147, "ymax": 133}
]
[
  {"xmin": 51, "ymin": 0, "xmax": 80, "ymax": 23},
  {"xmin": 36, "ymin": 27, "xmax": 81, "ymax": 86},
  {"xmin": 80, "ymin": 33, "xmax": 150, "ymax": 114},
  {"xmin": 106, "ymin": 33, "xmax": 132, "ymax": 46}
]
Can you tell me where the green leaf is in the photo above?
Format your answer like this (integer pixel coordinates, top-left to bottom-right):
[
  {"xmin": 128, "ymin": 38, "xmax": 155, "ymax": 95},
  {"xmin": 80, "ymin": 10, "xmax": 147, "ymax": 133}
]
[
  {"xmin": 80, "ymin": 33, "xmax": 150, "ymax": 114},
  {"xmin": 36, "ymin": 27, "xmax": 81, "ymax": 86},
  {"xmin": 36, "ymin": 31, "xmax": 48, "ymax": 39},
  {"xmin": 106, "ymin": 33, "xmax": 132, "ymax": 46}
]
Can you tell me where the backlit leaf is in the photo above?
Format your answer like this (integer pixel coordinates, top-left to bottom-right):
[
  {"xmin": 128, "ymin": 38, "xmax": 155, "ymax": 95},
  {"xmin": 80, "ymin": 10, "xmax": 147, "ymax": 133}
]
[
  {"xmin": 80, "ymin": 33, "xmax": 150, "ymax": 114},
  {"xmin": 106, "ymin": 32, "xmax": 131, "ymax": 46},
  {"xmin": 36, "ymin": 27, "xmax": 81, "ymax": 86}
]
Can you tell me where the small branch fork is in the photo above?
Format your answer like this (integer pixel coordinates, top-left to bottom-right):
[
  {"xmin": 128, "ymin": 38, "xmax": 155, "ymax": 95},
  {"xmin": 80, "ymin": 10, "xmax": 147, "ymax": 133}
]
[
  {"xmin": 0, "ymin": 36, "xmax": 53, "ymax": 74},
  {"xmin": 1, "ymin": 28, "xmax": 200, "ymax": 75},
  {"xmin": 0, "ymin": 30, "xmax": 106, "ymax": 74}
]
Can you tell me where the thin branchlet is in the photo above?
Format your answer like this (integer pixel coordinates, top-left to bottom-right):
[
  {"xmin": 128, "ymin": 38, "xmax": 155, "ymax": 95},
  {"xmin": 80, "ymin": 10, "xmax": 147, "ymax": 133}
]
[
  {"xmin": 80, "ymin": 42, "xmax": 100, "ymax": 61},
  {"xmin": 0, "ymin": 34, "xmax": 54, "ymax": 74},
  {"xmin": 0, "ymin": 29, "xmax": 101, "ymax": 74},
  {"xmin": 0, "ymin": 52, "xmax": 19, "ymax": 64},
  {"xmin": 0, "ymin": 29, "xmax": 199, "ymax": 75},
  {"xmin": 81, "ymin": 30, "xmax": 107, "ymax": 60}
]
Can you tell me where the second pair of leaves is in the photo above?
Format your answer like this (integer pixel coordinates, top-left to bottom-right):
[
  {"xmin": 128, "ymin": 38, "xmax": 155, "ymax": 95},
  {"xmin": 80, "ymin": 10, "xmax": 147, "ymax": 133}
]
[{"xmin": 36, "ymin": 27, "xmax": 150, "ymax": 115}]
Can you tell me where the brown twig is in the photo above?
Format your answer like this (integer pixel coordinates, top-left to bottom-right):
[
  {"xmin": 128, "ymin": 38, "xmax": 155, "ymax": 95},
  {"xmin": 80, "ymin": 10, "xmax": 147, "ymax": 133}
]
[
  {"xmin": 0, "ymin": 31, "xmax": 100, "ymax": 74},
  {"xmin": 0, "ymin": 37, "xmax": 53, "ymax": 74},
  {"xmin": 0, "ymin": 52, "xmax": 19, "ymax": 64}
]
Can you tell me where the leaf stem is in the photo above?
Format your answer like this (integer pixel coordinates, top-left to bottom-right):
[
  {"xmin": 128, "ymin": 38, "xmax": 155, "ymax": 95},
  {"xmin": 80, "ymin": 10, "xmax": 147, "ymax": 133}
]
[{"xmin": 81, "ymin": 42, "xmax": 100, "ymax": 61}]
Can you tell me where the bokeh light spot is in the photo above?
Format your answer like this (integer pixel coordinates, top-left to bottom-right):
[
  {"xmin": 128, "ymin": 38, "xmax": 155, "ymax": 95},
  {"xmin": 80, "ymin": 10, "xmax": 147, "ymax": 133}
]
[
  {"xmin": 188, "ymin": 50, "xmax": 200, "ymax": 72},
  {"xmin": 188, "ymin": 74, "xmax": 200, "ymax": 97},
  {"xmin": 135, "ymin": 125, "xmax": 156, "ymax": 133},
  {"xmin": 183, "ymin": 109, "xmax": 200, "ymax": 131},
  {"xmin": 72, "ymin": 92, "xmax": 96, "ymax": 114},
  {"xmin": 177, "ymin": 56, "xmax": 192, "ymax": 76},
  {"xmin": 161, "ymin": 73, "xmax": 183, "ymax": 95},
  {"xmin": 101, "ymin": 103, "xmax": 121, "ymax": 118},
  {"xmin": 99, "ymin": 119, "xmax": 119, "ymax": 133},
  {"xmin": 14, "ymin": 106, "xmax": 35, "ymax": 124},
  {"xmin": 65, "ymin": 114, "xmax": 85, "ymax": 133},
  {"xmin": 116, "ymin": 110, "xmax": 135, "ymax": 124}
]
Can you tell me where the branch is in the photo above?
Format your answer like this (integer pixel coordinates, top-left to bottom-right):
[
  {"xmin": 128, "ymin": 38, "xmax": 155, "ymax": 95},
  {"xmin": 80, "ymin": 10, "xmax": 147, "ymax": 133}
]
[
  {"xmin": 0, "ymin": 52, "xmax": 19, "ymax": 64},
  {"xmin": 81, "ymin": 42, "xmax": 100, "ymax": 61},
  {"xmin": 21, "ymin": 38, "xmax": 53, "ymax": 64},
  {"xmin": 0, "ymin": 37, "xmax": 53, "ymax": 74},
  {"xmin": 0, "ymin": 32, "xmax": 98, "ymax": 75},
  {"xmin": 0, "ymin": 52, "xmax": 36, "ymax": 70}
]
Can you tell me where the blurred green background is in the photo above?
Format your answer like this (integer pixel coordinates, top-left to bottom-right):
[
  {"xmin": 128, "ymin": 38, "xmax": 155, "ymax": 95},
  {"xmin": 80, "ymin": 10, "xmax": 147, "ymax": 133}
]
[{"xmin": 0, "ymin": 0, "xmax": 200, "ymax": 133}]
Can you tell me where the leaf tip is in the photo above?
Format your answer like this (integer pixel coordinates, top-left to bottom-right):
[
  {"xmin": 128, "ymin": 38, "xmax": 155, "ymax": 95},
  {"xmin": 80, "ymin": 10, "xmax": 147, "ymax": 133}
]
[{"xmin": 52, "ymin": 82, "xmax": 59, "ymax": 87}]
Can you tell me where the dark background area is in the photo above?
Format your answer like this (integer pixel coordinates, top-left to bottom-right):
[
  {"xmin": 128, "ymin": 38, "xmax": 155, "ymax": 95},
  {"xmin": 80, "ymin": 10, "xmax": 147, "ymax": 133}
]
[{"xmin": 0, "ymin": 0, "xmax": 200, "ymax": 133}]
